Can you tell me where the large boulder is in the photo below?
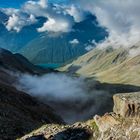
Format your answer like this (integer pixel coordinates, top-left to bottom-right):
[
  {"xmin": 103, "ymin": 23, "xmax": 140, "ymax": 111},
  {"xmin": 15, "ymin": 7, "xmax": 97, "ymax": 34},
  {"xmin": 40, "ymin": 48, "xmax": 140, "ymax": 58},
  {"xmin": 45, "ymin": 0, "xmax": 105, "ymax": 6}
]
[{"xmin": 113, "ymin": 92, "xmax": 140, "ymax": 118}]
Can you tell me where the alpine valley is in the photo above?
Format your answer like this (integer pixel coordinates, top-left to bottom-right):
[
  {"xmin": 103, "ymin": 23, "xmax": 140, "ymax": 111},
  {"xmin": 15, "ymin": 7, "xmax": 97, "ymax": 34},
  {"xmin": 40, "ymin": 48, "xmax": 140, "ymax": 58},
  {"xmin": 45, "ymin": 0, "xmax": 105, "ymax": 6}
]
[{"xmin": 0, "ymin": 0, "xmax": 140, "ymax": 140}]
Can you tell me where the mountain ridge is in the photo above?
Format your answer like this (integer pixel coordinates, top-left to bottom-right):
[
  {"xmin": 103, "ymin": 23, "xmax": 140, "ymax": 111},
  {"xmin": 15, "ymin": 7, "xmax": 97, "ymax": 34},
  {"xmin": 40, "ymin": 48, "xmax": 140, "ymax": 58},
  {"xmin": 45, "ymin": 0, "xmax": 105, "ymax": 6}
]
[{"xmin": 59, "ymin": 45, "xmax": 140, "ymax": 86}]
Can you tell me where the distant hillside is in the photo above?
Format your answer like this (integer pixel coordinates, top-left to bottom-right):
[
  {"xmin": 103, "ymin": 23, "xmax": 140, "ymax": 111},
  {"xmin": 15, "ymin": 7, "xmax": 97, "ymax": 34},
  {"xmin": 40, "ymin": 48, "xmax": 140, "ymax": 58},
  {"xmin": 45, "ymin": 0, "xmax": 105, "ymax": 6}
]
[{"xmin": 60, "ymin": 45, "xmax": 140, "ymax": 86}]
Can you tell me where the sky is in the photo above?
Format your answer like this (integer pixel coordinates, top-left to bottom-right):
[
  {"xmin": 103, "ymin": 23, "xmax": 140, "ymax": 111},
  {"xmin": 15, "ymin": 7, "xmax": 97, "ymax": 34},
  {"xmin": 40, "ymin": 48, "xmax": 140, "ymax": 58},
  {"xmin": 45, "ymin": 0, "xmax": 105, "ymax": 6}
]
[
  {"xmin": 0, "ymin": 0, "xmax": 67, "ymax": 8},
  {"xmin": 0, "ymin": 0, "xmax": 28, "ymax": 8}
]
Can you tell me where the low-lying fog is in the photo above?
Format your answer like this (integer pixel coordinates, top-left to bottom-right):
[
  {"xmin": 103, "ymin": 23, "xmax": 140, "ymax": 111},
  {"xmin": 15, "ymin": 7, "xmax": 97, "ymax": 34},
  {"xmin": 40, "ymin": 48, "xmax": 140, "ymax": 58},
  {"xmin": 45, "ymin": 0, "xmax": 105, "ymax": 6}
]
[{"xmin": 16, "ymin": 73, "xmax": 111, "ymax": 124}]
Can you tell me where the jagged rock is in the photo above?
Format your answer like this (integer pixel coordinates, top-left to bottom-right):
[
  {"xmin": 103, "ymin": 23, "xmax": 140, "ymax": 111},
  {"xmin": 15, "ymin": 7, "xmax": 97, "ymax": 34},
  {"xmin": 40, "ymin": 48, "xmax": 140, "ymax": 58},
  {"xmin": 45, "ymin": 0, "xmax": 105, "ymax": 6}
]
[
  {"xmin": 113, "ymin": 92, "xmax": 140, "ymax": 118},
  {"xmin": 94, "ymin": 113, "xmax": 119, "ymax": 132}
]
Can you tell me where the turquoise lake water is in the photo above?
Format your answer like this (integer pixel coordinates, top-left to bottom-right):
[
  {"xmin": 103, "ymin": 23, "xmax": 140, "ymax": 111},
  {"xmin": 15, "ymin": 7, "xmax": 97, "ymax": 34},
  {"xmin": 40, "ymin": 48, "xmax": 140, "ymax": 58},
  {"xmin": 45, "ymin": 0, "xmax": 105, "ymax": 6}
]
[{"xmin": 37, "ymin": 63, "xmax": 61, "ymax": 69}]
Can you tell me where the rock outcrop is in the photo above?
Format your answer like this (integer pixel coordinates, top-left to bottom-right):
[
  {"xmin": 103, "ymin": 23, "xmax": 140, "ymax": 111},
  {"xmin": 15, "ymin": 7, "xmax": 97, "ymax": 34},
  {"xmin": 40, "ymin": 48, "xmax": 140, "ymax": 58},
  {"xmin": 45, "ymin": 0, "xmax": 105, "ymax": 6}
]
[
  {"xmin": 94, "ymin": 113, "xmax": 119, "ymax": 132},
  {"xmin": 113, "ymin": 92, "xmax": 140, "ymax": 118}
]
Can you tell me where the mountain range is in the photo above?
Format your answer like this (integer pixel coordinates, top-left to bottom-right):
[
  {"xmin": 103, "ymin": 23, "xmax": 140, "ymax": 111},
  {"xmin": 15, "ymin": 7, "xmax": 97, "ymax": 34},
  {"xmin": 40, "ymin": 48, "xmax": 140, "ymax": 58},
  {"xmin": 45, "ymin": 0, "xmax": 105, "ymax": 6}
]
[{"xmin": 0, "ymin": 10, "xmax": 107, "ymax": 66}]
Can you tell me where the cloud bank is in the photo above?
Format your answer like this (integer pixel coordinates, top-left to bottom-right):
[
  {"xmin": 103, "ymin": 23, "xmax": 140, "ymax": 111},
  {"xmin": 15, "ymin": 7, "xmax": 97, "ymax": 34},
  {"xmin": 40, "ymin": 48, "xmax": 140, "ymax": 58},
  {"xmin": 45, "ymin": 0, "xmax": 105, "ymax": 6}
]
[
  {"xmin": 37, "ymin": 16, "xmax": 71, "ymax": 32},
  {"xmin": 74, "ymin": 0, "xmax": 140, "ymax": 55},
  {"xmin": 3, "ymin": 0, "xmax": 86, "ymax": 33},
  {"xmin": 17, "ymin": 73, "xmax": 110, "ymax": 123}
]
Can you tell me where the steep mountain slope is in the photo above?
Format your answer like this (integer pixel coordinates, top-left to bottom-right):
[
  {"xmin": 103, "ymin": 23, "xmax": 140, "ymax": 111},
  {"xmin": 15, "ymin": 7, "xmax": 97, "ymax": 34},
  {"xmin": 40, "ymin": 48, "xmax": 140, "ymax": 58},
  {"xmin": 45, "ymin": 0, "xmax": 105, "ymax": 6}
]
[
  {"xmin": 60, "ymin": 46, "xmax": 140, "ymax": 86},
  {"xmin": 96, "ymin": 54, "xmax": 140, "ymax": 86},
  {"xmin": 0, "ymin": 48, "xmax": 54, "ymax": 74},
  {"xmin": 0, "ymin": 49, "xmax": 64, "ymax": 139},
  {"xmin": 0, "ymin": 81, "xmax": 64, "ymax": 140}
]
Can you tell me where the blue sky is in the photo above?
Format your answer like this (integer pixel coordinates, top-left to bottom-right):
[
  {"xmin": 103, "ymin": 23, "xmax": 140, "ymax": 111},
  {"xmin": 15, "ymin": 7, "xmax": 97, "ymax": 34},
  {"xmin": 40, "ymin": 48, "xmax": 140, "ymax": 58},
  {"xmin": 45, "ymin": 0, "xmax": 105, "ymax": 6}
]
[
  {"xmin": 0, "ymin": 0, "xmax": 67, "ymax": 8},
  {"xmin": 0, "ymin": 0, "xmax": 28, "ymax": 8}
]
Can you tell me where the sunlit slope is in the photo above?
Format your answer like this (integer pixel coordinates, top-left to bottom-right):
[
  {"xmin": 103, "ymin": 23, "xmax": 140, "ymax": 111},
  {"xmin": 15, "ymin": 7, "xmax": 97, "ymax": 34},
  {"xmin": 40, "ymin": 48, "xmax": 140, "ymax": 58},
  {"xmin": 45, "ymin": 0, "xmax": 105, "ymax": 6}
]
[
  {"xmin": 60, "ymin": 47, "xmax": 140, "ymax": 86},
  {"xmin": 96, "ymin": 55, "xmax": 140, "ymax": 86}
]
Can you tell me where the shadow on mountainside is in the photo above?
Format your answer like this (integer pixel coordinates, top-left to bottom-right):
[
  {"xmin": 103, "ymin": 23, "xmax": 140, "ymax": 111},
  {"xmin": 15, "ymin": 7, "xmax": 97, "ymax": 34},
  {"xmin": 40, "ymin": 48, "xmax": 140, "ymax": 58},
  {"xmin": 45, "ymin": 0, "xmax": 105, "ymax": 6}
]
[
  {"xmin": 0, "ymin": 82, "xmax": 64, "ymax": 140},
  {"xmin": 26, "ymin": 128, "xmax": 92, "ymax": 140},
  {"xmin": 87, "ymin": 80, "xmax": 140, "ymax": 94},
  {"xmin": 86, "ymin": 79, "xmax": 140, "ymax": 116},
  {"xmin": 52, "ymin": 128, "xmax": 92, "ymax": 140}
]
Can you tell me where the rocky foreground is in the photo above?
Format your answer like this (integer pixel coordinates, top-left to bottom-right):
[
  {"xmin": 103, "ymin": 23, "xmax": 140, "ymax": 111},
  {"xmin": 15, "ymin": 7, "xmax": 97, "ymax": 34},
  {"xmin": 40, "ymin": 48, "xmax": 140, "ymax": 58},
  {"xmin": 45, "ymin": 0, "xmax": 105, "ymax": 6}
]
[{"xmin": 19, "ymin": 92, "xmax": 140, "ymax": 140}]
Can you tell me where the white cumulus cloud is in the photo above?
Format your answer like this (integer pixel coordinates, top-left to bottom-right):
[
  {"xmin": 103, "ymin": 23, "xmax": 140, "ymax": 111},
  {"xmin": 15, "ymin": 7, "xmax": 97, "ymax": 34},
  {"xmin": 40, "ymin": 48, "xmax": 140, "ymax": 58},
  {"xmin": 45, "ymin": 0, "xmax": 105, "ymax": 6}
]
[
  {"xmin": 85, "ymin": 45, "xmax": 94, "ymax": 51},
  {"xmin": 37, "ymin": 16, "xmax": 71, "ymax": 32},
  {"xmin": 65, "ymin": 5, "xmax": 85, "ymax": 22},
  {"xmin": 16, "ymin": 73, "xmax": 110, "ymax": 123},
  {"xmin": 6, "ymin": 14, "xmax": 20, "ymax": 32},
  {"xmin": 69, "ymin": 39, "xmax": 79, "ymax": 45},
  {"xmin": 76, "ymin": 0, "xmax": 140, "ymax": 55},
  {"xmin": 39, "ymin": 0, "xmax": 48, "ymax": 8},
  {"xmin": 3, "ymin": 0, "xmax": 88, "ymax": 33},
  {"xmin": 6, "ymin": 13, "xmax": 37, "ymax": 32}
]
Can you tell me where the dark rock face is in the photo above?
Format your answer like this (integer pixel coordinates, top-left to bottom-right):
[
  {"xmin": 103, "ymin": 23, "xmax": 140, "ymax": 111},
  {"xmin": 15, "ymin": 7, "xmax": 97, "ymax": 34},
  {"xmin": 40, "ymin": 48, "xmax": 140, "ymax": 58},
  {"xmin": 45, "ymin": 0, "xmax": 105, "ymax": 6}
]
[
  {"xmin": 0, "ymin": 83, "xmax": 63, "ymax": 140},
  {"xmin": 0, "ymin": 48, "xmax": 55, "ymax": 74},
  {"xmin": 52, "ymin": 128, "xmax": 91, "ymax": 140},
  {"xmin": 25, "ymin": 129, "xmax": 92, "ymax": 140},
  {"xmin": 0, "ymin": 80, "xmax": 64, "ymax": 139}
]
